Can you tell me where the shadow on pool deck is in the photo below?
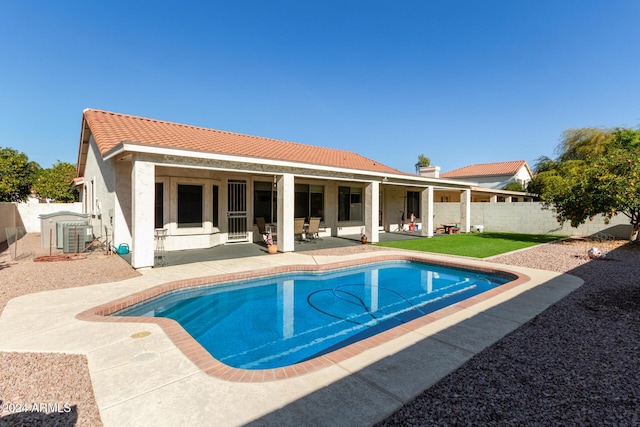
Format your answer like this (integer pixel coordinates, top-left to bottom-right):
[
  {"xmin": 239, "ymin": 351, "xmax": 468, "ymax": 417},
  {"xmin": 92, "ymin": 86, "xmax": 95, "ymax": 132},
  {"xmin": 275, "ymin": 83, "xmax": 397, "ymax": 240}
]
[
  {"xmin": 118, "ymin": 232, "xmax": 428, "ymax": 267},
  {"xmin": 244, "ymin": 272, "xmax": 583, "ymax": 426}
]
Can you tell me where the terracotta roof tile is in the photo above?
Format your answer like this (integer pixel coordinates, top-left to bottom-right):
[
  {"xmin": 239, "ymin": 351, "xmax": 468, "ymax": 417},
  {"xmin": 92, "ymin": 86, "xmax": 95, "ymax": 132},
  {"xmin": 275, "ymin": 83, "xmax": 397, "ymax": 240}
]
[
  {"xmin": 83, "ymin": 109, "xmax": 402, "ymax": 175},
  {"xmin": 441, "ymin": 160, "xmax": 529, "ymax": 178}
]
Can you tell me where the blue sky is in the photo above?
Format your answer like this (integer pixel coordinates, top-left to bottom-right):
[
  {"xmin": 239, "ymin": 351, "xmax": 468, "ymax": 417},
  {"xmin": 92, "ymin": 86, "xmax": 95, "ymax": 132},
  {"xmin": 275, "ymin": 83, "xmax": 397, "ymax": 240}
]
[{"xmin": 1, "ymin": 1, "xmax": 639, "ymax": 174}]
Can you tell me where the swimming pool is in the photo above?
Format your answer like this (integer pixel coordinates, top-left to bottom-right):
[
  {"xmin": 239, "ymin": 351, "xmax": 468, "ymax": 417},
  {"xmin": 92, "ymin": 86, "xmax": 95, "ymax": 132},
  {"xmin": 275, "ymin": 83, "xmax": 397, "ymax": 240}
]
[{"xmin": 115, "ymin": 260, "xmax": 512, "ymax": 370}]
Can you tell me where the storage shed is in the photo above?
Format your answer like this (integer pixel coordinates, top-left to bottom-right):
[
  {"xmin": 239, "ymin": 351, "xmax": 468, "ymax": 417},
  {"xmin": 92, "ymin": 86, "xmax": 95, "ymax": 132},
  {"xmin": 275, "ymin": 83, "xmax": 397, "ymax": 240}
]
[{"xmin": 39, "ymin": 211, "xmax": 90, "ymax": 249}]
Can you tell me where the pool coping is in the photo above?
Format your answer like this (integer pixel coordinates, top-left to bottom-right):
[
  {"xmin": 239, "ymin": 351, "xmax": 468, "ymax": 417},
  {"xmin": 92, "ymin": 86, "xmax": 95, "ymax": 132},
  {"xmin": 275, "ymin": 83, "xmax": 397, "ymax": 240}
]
[{"xmin": 77, "ymin": 253, "xmax": 530, "ymax": 383}]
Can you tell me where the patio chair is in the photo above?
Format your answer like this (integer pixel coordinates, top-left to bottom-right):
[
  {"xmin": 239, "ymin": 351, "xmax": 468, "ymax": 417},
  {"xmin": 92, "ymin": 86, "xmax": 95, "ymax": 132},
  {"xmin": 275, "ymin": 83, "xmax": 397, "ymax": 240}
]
[
  {"xmin": 307, "ymin": 217, "xmax": 322, "ymax": 241},
  {"xmin": 294, "ymin": 218, "xmax": 307, "ymax": 242},
  {"xmin": 256, "ymin": 217, "xmax": 270, "ymax": 243}
]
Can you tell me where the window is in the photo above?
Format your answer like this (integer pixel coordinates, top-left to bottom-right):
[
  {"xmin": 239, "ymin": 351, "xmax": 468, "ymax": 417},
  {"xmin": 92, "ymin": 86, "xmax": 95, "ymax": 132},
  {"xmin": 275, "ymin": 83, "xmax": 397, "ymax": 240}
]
[
  {"xmin": 177, "ymin": 184, "xmax": 203, "ymax": 228},
  {"xmin": 254, "ymin": 181, "xmax": 277, "ymax": 223},
  {"xmin": 310, "ymin": 185, "xmax": 324, "ymax": 219},
  {"xmin": 295, "ymin": 184, "xmax": 324, "ymax": 221},
  {"xmin": 155, "ymin": 183, "xmax": 164, "ymax": 229},
  {"xmin": 90, "ymin": 178, "xmax": 96, "ymax": 216},
  {"xmin": 83, "ymin": 186, "xmax": 88, "ymax": 214},
  {"xmin": 406, "ymin": 191, "xmax": 420, "ymax": 219},
  {"xmin": 338, "ymin": 186, "xmax": 362, "ymax": 221},
  {"xmin": 212, "ymin": 185, "xmax": 219, "ymax": 227}
]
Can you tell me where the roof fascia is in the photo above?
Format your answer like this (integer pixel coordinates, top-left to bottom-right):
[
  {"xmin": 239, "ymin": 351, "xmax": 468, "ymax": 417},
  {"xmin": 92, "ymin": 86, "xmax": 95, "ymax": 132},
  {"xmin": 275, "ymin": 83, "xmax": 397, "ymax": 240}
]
[
  {"xmin": 104, "ymin": 142, "xmax": 476, "ymax": 189},
  {"xmin": 472, "ymin": 187, "xmax": 537, "ymax": 197},
  {"xmin": 75, "ymin": 116, "xmax": 91, "ymax": 178},
  {"xmin": 522, "ymin": 162, "xmax": 534, "ymax": 178}
]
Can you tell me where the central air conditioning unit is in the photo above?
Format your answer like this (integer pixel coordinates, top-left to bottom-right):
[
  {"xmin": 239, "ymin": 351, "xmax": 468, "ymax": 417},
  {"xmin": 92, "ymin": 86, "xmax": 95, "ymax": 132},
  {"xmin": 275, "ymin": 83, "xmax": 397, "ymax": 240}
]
[
  {"xmin": 62, "ymin": 224, "xmax": 93, "ymax": 253},
  {"xmin": 56, "ymin": 220, "xmax": 88, "ymax": 248}
]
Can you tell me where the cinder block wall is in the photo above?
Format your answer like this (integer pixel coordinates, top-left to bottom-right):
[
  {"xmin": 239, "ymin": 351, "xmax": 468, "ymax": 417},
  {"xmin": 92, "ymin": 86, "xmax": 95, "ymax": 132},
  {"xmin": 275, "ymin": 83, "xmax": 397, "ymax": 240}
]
[
  {"xmin": 0, "ymin": 203, "xmax": 20, "ymax": 244},
  {"xmin": 433, "ymin": 202, "xmax": 632, "ymax": 238}
]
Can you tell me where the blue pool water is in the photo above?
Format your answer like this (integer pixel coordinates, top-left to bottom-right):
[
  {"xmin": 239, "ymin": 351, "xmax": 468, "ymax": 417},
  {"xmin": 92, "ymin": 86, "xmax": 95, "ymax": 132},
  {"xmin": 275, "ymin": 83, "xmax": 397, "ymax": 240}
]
[{"xmin": 116, "ymin": 261, "xmax": 512, "ymax": 370}]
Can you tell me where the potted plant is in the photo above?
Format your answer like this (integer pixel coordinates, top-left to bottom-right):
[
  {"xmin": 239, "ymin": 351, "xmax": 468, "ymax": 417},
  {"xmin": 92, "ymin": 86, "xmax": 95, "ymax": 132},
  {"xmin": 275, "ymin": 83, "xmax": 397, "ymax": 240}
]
[
  {"xmin": 360, "ymin": 227, "xmax": 367, "ymax": 244},
  {"xmin": 265, "ymin": 231, "xmax": 278, "ymax": 254}
]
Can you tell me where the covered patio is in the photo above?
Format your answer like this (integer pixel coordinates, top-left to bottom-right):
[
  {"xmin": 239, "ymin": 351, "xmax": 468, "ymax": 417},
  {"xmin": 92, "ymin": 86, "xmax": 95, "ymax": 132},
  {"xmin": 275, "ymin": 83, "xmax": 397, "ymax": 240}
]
[{"xmin": 119, "ymin": 231, "xmax": 430, "ymax": 267}]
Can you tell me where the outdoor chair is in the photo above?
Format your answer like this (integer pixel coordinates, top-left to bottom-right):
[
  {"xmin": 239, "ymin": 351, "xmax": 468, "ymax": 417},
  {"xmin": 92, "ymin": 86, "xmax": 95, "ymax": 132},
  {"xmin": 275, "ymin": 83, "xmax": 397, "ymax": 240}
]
[
  {"xmin": 256, "ymin": 217, "xmax": 270, "ymax": 244},
  {"xmin": 307, "ymin": 217, "xmax": 322, "ymax": 241},
  {"xmin": 294, "ymin": 218, "xmax": 307, "ymax": 242}
]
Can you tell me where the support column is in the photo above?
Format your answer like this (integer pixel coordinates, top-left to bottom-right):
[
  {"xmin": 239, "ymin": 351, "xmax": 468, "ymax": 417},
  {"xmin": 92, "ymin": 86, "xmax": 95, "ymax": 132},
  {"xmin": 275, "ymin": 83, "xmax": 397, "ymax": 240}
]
[
  {"xmin": 460, "ymin": 189, "xmax": 471, "ymax": 233},
  {"xmin": 365, "ymin": 181, "xmax": 380, "ymax": 243},
  {"xmin": 131, "ymin": 157, "xmax": 155, "ymax": 269},
  {"xmin": 421, "ymin": 186, "xmax": 434, "ymax": 237},
  {"xmin": 277, "ymin": 173, "xmax": 295, "ymax": 252},
  {"xmin": 113, "ymin": 161, "xmax": 132, "ymax": 248}
]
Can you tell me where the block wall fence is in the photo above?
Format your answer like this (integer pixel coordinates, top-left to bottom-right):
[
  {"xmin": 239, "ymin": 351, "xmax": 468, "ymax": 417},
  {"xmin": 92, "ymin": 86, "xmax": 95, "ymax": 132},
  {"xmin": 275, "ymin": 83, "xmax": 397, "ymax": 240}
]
[
  {"xmin": 433, "ymin": 202, "xmax": 632, "ymax": 239},
  {"xmin": 0, "ymin": 203, "xmax": 21, "ymax": 245},
  {"xmin": 0, "ymin": 202, "xmax": 83, "ymax": 244}
]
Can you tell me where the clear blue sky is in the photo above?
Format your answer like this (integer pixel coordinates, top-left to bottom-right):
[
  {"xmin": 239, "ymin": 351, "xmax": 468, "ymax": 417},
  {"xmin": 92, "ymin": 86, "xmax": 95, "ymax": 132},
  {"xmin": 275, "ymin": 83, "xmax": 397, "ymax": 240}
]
[{"xmin": 1, "ymin": 1, "xmax": 639, "ymax": 174}]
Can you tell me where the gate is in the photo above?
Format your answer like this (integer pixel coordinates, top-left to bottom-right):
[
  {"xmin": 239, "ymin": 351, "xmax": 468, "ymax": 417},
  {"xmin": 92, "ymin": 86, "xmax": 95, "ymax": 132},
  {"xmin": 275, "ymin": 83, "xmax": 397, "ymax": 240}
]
[{"xmin": 227, "ymin": 179, "xmax": 248, "ymax": 241}]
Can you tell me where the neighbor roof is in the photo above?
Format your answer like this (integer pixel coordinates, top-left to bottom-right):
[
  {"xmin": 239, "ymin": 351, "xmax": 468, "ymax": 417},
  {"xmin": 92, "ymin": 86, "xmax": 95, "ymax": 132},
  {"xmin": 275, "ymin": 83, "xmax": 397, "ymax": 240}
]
[
  {"xmin": 441, "ymin": 160, "xmax": 531, "ymax": 178},
  {"xmin": 81, "ymin": 109, "xmax": 403, "ymax": 175}
]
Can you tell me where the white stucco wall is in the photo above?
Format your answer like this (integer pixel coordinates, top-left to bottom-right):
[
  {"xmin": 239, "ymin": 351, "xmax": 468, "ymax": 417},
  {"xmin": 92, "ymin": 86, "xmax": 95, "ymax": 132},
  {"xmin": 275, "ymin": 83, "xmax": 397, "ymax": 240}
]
[
  {"xmin": 514, "ymin": 165, "xmax": 532, "ymax": 186},
  {"xmin": 83, "ymin": 136, "xmax": 119, "ymax": 241},
  {"xmin": 470, "ymin": 176, "xmax": 513, "ymax": 189},
  {"xmin": 381, "ymin": 185, "xmax": 408, "ymax": 231},
  {"xmin": 15, "ymin": 202, "xmax": 83, "ymax": 233}
]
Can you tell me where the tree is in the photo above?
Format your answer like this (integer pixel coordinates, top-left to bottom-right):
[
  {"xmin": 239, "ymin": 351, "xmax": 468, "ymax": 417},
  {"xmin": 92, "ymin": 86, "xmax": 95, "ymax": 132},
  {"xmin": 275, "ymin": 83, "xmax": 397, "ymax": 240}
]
[
  {"xmin": 531, "ymin": 127, "xmax": 640, "ymax": 241},
  {"xmin": 556, "ymin": 127, "xmax": 612, "ymax": 162},
  {"xmin": 414, "ymin": 154, "xmax": 431, "ymax": 173},
  {"xmin": 504, "ymin": 181, "xmax": 524, "ymax": 192},
  {"xmin": 32, "ymin": 161, "xmax": 78, "ymax": 202},
  {"xmin": 0, "ymin": 146, "xmax": 40, "ymax": 202}
]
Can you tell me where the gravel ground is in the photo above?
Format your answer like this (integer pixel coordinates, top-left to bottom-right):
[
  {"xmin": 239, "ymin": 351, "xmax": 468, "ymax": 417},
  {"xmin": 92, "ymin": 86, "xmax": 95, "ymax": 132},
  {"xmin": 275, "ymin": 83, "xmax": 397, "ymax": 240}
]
[
  {"xmin": 1, "ymin": 234, "xmax": 637, "ymax": 426},
  {"xmin": 0, "ymin": 234, "xmax": 140, "ymax": 427},
  {"xmin": 377, "ymin": 238, "xmax": 640, "ymax": 427}
]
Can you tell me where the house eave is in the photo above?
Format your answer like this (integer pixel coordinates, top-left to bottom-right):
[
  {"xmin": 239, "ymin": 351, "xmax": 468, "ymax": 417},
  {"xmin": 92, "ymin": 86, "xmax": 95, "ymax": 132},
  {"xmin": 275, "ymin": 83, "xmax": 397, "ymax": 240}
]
[
  {"xmin": 103, "ymin": 142, "xmax": 476, "ymax": 189},
  {"xmin": 75, "ymin": 116, "xmax": 92, "ymax": 178}
]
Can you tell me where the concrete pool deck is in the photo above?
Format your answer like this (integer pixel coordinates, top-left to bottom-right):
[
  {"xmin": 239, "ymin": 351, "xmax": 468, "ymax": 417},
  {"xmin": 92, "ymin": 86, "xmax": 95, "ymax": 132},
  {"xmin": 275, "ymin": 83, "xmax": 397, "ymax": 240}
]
[{"xmin": 0, "ymin": 250, "xmax": 583, "ymax": 426}]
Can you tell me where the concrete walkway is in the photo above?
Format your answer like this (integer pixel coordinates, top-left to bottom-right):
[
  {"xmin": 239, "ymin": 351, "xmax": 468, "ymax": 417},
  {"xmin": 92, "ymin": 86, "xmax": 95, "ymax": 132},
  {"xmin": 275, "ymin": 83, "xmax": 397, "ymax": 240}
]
[{"xmin": 0, "ymin": 250, "xmax": 582, "ymax": 426}]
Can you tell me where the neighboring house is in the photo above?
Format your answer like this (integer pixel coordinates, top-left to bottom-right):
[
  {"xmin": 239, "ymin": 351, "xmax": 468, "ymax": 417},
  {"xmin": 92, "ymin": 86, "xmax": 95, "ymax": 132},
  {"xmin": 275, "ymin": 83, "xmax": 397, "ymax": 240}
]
[
  {"xmin": 74, "ymin": 109, "xmax": 476, "ymax": 269},
  {"xmin": 419, "ymin": 164, "xmax": 536, "ymax": 203},
  {"xmin": 440, "ymin": 160, "xmax": 533, "ymax": 191}
]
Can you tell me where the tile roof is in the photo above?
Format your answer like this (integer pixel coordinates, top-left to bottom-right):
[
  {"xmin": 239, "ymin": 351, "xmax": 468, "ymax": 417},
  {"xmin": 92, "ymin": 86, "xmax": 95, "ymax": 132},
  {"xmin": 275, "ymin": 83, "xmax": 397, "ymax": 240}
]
[
  {"xmin": 82, "ymin": 109, "xmax": 403, "ymax": 175},
  {"xmin": 440, "ymin": 160, "xmax": 529, "ymax": 178}
]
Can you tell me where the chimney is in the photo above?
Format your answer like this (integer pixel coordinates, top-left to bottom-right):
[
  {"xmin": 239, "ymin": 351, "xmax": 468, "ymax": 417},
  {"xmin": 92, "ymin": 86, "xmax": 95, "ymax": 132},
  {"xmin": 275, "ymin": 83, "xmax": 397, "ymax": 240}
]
[{"xmin": 419, "ymin": 166, "xmax": 440, "ymax": 178}]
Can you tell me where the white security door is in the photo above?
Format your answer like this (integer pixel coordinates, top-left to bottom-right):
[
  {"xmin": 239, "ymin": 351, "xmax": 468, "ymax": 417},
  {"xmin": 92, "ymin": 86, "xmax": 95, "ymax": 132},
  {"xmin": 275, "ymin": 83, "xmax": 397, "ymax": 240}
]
[{"xmin": 227, "ymin": 179, "xmax": 248, "ymax": 241}]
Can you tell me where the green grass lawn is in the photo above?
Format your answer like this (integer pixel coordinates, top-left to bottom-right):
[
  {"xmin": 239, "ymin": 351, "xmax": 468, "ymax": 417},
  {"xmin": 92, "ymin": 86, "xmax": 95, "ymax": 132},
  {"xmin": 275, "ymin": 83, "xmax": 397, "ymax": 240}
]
[{"xmin": 376, "ymin": 232, "xmax": 566, "ymax": 258}]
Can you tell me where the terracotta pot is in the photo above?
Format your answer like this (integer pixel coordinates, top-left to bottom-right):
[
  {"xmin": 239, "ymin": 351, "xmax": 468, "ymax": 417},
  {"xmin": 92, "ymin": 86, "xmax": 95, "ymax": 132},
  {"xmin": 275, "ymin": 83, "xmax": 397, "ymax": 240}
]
[
  {"xmin": 361, "ymin": 238, "xmax": 367, "ymax": 244},
  {"xmin": 267, "ymin": 245, "xmax": 278, "ymax": 254}
]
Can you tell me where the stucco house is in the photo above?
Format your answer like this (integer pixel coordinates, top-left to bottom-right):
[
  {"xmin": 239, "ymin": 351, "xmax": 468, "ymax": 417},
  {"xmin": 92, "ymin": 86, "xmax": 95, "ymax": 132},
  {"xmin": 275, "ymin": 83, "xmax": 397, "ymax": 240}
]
[
  {"xmin": 74, "ymin": 109, "xmax": 476, "ymax": 269},
  {"xmin": 440, "ymin": 160, "xmax": 533, "ymax": 191}
]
